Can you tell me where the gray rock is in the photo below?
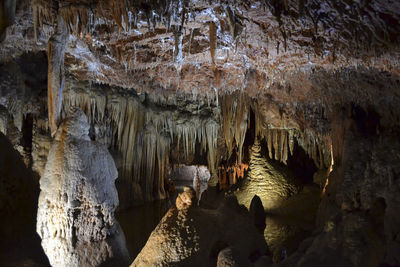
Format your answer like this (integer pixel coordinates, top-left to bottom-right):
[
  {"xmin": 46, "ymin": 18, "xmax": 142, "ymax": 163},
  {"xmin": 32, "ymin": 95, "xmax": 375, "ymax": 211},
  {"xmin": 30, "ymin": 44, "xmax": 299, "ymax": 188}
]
[{"xmin": 36, "ymin": 108, "xmax": 129, "ymax": 267}]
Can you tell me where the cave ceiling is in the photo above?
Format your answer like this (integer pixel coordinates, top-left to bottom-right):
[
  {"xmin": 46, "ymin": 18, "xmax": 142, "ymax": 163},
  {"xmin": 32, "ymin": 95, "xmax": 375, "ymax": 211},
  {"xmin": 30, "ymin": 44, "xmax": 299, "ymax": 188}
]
[{"xmin": 1, "ymin": 0, "xmax": 399, "ymax": 100}]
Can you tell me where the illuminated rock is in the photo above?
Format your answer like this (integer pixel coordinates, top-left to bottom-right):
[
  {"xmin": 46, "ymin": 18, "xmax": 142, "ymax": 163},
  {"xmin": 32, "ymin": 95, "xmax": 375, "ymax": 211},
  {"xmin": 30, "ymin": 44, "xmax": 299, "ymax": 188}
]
[
  {"xmin": 47, "ymin": 15, "xmax": 68, "ymax": 136},
  {"xmin": 217, "ymin": 247, "xmax": 239, "ymax": 267},
  {"xmin": 235, "ymin": 139, "xmax": 300, "ymax": 210},
  {"xmin": 131, "ymin": 191, "xmax": 267, "ymax": 266},
  {"xmin": 36, "ymin": 108, "xmax": 129, "ymax": 267},
  {"xmin": 176, "ymin": 186, "xmax": 196, "ymax": 210}
]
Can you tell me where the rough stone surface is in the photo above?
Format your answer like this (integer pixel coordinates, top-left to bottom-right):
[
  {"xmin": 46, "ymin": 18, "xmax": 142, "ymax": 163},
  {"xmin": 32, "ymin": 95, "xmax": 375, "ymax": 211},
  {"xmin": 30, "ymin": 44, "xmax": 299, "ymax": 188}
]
[
  {"xmin": 0, "ymin": 1, "xmax": 399, "ymax": 266},
  {"xmin": 131, "ymin": 190, "xmax": 267, "ymax": 266},
  {"xmin": 277, "ymin": 111, "xmax": 400, "ymax": 266},
  {"xmin": 216, "ymin": 247, "xmax": 239, "ymax": 267},
  {"xmin": 36, "ymin": 108, "xmax": 129, "ymax": 267}
]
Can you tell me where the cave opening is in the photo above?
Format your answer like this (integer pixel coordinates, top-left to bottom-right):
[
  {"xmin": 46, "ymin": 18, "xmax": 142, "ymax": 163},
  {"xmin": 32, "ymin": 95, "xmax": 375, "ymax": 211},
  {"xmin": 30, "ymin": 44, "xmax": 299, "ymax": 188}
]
[{"xmin": 0, "ymin": 132, "xmax": 49, "ymax": 265}]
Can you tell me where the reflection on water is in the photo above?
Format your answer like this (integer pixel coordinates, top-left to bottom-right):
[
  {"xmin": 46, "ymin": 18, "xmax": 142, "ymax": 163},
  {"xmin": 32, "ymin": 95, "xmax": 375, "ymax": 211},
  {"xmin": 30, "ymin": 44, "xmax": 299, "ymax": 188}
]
[
  {"xmin": 116, "ymin": 201, "xmax": 170, "ymax": 260},
  {"xmin": 117, "ymin": 172, "xmax": 209, "ymax": 261},
  {"xmin": 117, "ymin": 182, "xmax": 318, "ymax": 262},
  {"xmin": 263, "ymin": 185, "xmax": 320, "ymax": 259}
]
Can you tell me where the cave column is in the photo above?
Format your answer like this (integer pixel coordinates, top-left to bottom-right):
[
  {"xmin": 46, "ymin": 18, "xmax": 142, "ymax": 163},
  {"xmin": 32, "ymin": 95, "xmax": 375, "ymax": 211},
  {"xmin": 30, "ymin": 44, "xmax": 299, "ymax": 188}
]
[{"xmin": 47, "ymin": 15, "xmax": 68, "ymax": 136}]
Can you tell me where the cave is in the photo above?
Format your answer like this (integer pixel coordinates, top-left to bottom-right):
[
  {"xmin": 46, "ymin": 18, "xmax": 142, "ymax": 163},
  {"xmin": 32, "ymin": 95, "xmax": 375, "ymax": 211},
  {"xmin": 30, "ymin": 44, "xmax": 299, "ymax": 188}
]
[{"xmin": 1, "ymin": 0, "xmax": 400, "ymax": 266}]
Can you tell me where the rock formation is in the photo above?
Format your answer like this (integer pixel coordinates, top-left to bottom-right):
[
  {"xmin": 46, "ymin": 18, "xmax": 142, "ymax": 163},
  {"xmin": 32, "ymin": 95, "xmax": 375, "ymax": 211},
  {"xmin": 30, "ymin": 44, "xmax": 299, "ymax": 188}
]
[
  {"xmin": 0, "ymin": 0, "xmax": 399, "ymax": 266},
  {"xmin": 36, "ymin": 108, "xmax": 129, "ymax": 267},
  {"xmin": 132, "ymin": 186, "xmax": 267, "ymax": 266},
  {"xmin": 279, "ymin": 114, "xmax": 400, "ymax": 267},
  {"xmin": 47, "ymin": 15, "xmax": 68, "ymax": 135},
  {"xmin": 234, "ymin": 139, "xmax": 300, "ymax": 210}
]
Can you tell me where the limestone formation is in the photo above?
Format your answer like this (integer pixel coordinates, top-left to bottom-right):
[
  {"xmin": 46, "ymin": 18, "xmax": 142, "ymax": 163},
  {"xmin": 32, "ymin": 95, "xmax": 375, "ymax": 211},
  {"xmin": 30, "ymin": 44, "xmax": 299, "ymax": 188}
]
[
  {"xmin": 131, "ymin": 188, "xmax": 267, "ymax": 266},
  {"xmin": 176, "ymin": 186, "xmax": 196, "ymax": 210},
  {"xmin": 217, "ymin": 247, "xmax": 239, "ymax": 267},
  {"xmin": 47, "ymin": 15, "xmax": 68, "ymax": 135},
  {"xmin": 36, "ymin": 108, "xmax": 129, "ymax": 267},
  {"xmin": 235, "ymin": 139, "xmax": 300, "ymax": 210},
  {"xmin": 0, "ymin": 1, "xmax": 399, "ymax": 266}
]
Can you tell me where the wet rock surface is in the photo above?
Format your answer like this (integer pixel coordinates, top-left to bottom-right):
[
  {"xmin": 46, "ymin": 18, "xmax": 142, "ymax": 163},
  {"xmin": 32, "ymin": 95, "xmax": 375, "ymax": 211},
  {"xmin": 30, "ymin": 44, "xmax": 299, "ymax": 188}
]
[{"xmin": 36, "ymin": 108, "xmax": 129, "ymax": 267}]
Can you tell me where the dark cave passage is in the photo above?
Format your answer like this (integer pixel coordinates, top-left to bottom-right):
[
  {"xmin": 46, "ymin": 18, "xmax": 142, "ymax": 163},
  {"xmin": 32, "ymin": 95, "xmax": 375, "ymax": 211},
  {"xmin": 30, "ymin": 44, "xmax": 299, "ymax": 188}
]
[{"xmin": 0, "ymin": 132, "xmax": 49, "ymax": 266}]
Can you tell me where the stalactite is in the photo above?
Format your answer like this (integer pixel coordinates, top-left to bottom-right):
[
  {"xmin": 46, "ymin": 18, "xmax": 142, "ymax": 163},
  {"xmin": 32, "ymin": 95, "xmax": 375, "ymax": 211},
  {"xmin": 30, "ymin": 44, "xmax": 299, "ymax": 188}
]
[
  {"xmin": 173, "ymin": 26, "xmax": 183, "ymax": 69},
  {"xmin": 267, "ymin": 129, "xmax": 273, "ymax": 159},
  {"xmin": 273, "ymin": 129, "xmax": 279, "ymax": 161},
  {"xmin": 255, "ymin": 112, "xmax": 332, "ymax": 169},
  {"xmin": 221, "ymin": 93, "xmax": 249, "ymax": 165},
  {"xmin": 47, "ymin": 15, "xmax": 68, "ymax": 136},
  {"xmin": 209, "ymin": 21, "xmax": 217, "ymax": 65},
  {"xmin": 218, "ymin": 163, "xmax": 248, "ymax": 188},
  {"xmin": 282, "ymin": 130, "xmax": 288, "ymax": 164},
  {"xmin": 62, "ymin": 86, "xmax": 220, "ymax": 203}
]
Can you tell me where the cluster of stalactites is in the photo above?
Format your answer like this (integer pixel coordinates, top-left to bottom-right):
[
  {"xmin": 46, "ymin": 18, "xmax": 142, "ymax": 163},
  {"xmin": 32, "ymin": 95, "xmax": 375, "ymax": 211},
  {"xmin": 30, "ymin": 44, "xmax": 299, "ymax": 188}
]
[
  {"xmin": 62, "ymin": 87, "xmax": 219, "ymax": 201},
  {"xmin": 295, "ymin": 129, "xmax": 332, "ymax": 169},
  {"xmin": 32, "ymin": 0, "xmax": 56, "ymax": 41},
  {"xmin": 220, "ymin": 93, "xmax": 332, "ymax": 171},
  {"xmin": 221, "ymin": 92, "xmax": 249, "ymax": 166},
  {"xmin": 218, "ymin": 163, "xmax": 248, "ymax": 189},
  {"xmin": 31, "ymin": 0, "xmax": 193, "ymax": 37},
  {"xmin": 256, "ymin": 126, "xmax": 332, "ymax": 170}
]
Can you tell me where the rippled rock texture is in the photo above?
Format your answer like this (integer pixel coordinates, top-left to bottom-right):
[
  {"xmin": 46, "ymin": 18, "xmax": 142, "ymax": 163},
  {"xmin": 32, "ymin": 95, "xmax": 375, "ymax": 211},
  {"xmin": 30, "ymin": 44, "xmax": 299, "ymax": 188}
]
[{"xmin": 36, "ymin": 108, "xmax": 129, "ymax": 267}]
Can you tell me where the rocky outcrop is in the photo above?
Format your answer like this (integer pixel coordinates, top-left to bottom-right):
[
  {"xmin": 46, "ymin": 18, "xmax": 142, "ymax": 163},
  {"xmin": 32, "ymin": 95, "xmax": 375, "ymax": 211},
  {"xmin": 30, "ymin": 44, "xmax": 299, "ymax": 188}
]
[
  {"xmin": 277, "ymin": 108, "xmax": 400, "ymax": 266},
  {"xmin": 131, "ymin": 186, "xmax": 267, "ymax": 266},
  {"xmin": 36, "ymin": 108, "xmax": 129, "ymax": 267}
]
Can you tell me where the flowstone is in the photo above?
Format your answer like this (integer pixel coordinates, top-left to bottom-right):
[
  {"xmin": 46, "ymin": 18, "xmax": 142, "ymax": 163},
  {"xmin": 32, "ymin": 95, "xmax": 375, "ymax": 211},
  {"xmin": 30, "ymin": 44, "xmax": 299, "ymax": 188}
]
[{"xmin": 36, "ymin": 108, "xmax": 129, "ymax": 267}]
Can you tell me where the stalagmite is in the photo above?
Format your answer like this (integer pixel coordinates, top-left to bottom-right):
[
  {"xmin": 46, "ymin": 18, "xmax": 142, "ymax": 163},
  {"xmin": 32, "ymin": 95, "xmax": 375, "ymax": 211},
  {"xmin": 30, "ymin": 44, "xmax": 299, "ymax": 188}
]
[
  {"xmin": 36, "ymin": 108, "xmax": 129, "ymax": 267},
  {"xmin": 235, "ymin": 139, "xmax": 300, "ymax": 210},
  {"xmin": 47, "ymin": 16, "xmax": 68, "ymax": 136}
]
